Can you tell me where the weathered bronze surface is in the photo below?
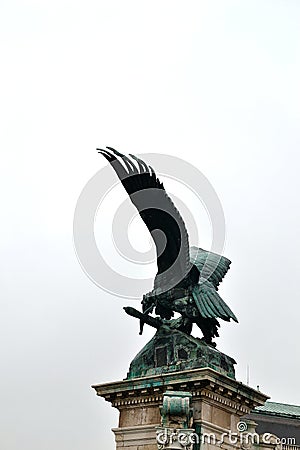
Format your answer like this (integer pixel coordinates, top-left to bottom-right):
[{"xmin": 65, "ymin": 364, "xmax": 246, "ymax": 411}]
[
  {"xmin": 99, "ymin": 148, "xmax": 238, "ymax": 376},
  {"xmin": 126, "ymin": 325, "xmax": 236, "ymax": 380}
]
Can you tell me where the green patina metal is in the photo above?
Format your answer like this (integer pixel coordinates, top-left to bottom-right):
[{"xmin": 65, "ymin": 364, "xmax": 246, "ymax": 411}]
[
  {"xmin": 100, "ymin": 150, "xmax": 238, "ymax": 381},
  {"xmin": 100, "ymin": 150, "xmax": 238, "ymax": 348},
  {"xmin": 255, "ymin": 401, "xmax": 300, "ymax": 419},
  {"xmin": 157, "ymin": 391, "xmax": 195, "ymax": 450},
  {"xmin": 160, "ymin": 391, "xmax": 193, "ymax": 428},
  {"xmin": 126, "ymin": 325, "xmax": 236, "ymax": 380},
  {"xmin": 193, "ymin": 423, "xmax": 201, "ymax": 450}
]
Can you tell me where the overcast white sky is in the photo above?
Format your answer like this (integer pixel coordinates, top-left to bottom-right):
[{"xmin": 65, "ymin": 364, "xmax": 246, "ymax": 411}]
[{"xmin": 1, "ymin": 1, "xmax": 300, "ymax": 449}]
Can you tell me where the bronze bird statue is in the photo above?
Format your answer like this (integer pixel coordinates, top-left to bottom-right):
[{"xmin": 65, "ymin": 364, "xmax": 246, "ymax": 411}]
[{"xmin": 98, "ymin": 147, "xmax": 238, "ymax": 347}]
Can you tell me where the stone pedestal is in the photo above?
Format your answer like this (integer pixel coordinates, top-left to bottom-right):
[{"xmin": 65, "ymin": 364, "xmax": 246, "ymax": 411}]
[{"xmin": 92, "ymin": 367, "xmax": 269, "ymax": 449}]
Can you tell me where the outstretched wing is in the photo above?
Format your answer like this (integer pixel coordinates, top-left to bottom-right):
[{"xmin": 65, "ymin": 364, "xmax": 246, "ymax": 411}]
[
  {"xmin": 190, "ymin": 247, "xmax": 237, "ymax": 322},
  {"xmin": 98, "ymin": 147, "xmax": 192, "ymax": 287},
  {"xmin": 190, "ymin": 246, "xmax": 231, "ymax": 290}
]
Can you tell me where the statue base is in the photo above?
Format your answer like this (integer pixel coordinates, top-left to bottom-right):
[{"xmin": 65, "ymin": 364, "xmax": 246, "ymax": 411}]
[
  {"xmin": 126, "ymin": 327, "xmax": 236, "ymax": 380},
  {"xmin": 92, "ymin": 367, "xmax": 268, "ymax": 449}
]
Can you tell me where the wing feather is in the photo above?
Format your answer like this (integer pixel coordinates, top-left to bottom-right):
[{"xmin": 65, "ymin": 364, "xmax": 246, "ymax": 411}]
[
  {"xmin": 192, "ymin": 288, "xmax": 211, "ymax": 318},
  {"xmin": 191, "ymin": 282, "xmax": 238, "ymax": 322},
  {"xmin": 197, "ymin": 282, "xmax": 238, "ymax": 322},
  {"xmin": 98, "ymin": 148, "xmax": 192, "ymax": 285}
]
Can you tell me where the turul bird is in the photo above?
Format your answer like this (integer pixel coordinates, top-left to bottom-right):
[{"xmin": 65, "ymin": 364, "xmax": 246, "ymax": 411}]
[{"xmin": 98, "ymin": 148, "xmax": 238, "ymax": 347}]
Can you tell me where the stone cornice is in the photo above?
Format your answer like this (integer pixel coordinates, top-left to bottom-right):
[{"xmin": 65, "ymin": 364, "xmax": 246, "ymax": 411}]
[{"xmin": 92, "ymin": 367, "xmax": 268, "ymax": 412}]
